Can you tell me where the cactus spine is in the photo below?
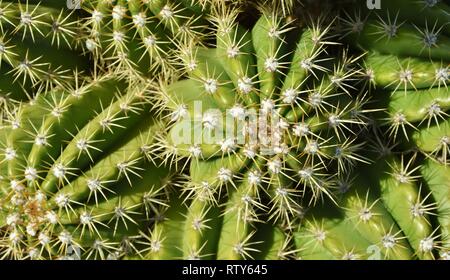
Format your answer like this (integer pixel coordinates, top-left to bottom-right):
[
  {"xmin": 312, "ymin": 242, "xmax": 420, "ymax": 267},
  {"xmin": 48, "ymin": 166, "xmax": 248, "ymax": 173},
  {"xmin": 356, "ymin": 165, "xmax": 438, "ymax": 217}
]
[
  {"xmin": 0, "ymin": 74, "xmax": 176, "ymax": 259},
  {"xmin": 81, "ymin": 0, "xmax": 211, "ymax": 77},
  {"xmin": 151, "ymin": 3, "xmax": 373, "ymax": 259},
  {"xmin": 0, "ymin": 0, "xmax": 91, "ymax": 122},
  {"xmin": 0, "ymin": 0, "xmax": 449, "ymax": 260},
  {"xmin": 341, "ymin": 0, "xmax": 449, "ymax": 164}
]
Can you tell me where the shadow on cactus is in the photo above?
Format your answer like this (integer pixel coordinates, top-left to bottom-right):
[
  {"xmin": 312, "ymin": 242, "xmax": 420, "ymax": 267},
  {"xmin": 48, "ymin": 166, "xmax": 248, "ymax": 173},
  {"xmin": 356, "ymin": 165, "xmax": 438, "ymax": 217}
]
[
  {"xmin": 340, "ymin": 0, "xmax": 449, "ymax": 165},
  {"xmin": 296, "ymin": 137, "xmax": 450, "ymax": 260},
  {"xmin": 304, "ymin": 0, "xmax": 450, "ymax": 260},
  {"xmin": 0, "ymin": 0, "xmax": 92, "ymax": 121}
]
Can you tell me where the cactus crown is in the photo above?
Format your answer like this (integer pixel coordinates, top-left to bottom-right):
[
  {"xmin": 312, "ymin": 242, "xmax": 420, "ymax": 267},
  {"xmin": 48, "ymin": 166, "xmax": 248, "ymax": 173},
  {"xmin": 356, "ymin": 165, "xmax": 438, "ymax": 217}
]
[{"xmin": 156, "ymin": 5, "xmax": 372, "ymax": 231}]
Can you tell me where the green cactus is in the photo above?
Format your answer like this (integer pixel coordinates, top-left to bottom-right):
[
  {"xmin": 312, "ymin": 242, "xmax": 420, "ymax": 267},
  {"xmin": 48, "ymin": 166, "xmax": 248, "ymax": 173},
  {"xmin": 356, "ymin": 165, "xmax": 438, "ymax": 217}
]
[
  {"xmin": 306, "ymin": 0, "xmax": 450, "ymax": 260},
  {"xmin": 0, "ymin": 74, "xmax": 177, "ymax": 259},
  {"xmin": 80, "ymin": 0, "xmax": 214, "ymax": 78},
  {"xmin": 0, "ymin": 0, "xmax": 92, "ymax": 121},
  {"xmin": 143, "ymin": 4, "xmax": 376, "ymax": 259},
  {"xmin": 140, "ymin": 129, "xmax": 450, "ymax": 260},
  {"xmin": 133, "ymin": 1, "xmax": 450, "ymax": 261},
  {"xmin": 1, "ymin": 0, "xmax": 448, "ymax": 261},
  {"xmin": 421, "ymin": 158, "xmax": 450, "ymax": 258},
  {"xmin": 294, "ymin": 142, "xmax": 450, "ymax": 260},
  {"xmin": 340, "ymin": 0, "xmax": 449, "ymax": 165}
]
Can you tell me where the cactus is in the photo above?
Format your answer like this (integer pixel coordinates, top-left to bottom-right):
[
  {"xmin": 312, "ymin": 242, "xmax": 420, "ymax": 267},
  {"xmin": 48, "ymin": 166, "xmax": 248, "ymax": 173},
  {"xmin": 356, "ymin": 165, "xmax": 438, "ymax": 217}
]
[
  {"xmin": 80, "ymin": 0, "xmax": 213, "ymax": 78},
  {"xmin": 340, "ymin": 0, "xmax": 450, "ymax": 164},
  {"xmin": 295, "ymin": 138, "xmax": 450, "ymax": 260},
  {"xmin": 300, "ymin": 0, "xmax": 450, "ymax": 260},
  {"xmin": 0, "ymin": 0, "xmax": 91, "ymax": 121},
  {"xmin": 0, "ymin": 74, "xmax": 177, "ymax": 260},
  {"xmin": 0, "ymin": 0, "xmax": 448, "ymax": 261},
  {"xmin": 134, "ymin": 1, "xmax": 450, "ymax": 261},
  {"xmin": 420, "ymin": 158, "xmax": 450, "ymax": 258},
  {"xmin": 142, "ymin": 3, "xmax": 377, "ymax": 260},
  {"xmin": 139, "ymin": 127, "xmax": 450, "ymax": 260}
]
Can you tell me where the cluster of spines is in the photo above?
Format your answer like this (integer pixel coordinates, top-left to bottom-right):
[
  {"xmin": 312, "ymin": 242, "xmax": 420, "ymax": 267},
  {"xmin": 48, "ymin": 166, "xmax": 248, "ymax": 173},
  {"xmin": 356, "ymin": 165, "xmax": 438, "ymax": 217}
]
[
  {"xmin": 0, "ymin": 73, "xmax": 181, "ymax": 260},
  {"xmin": 81, "ymin": 0, "xmax": 212, "ymax": 78},
  {"xmin": 339, "ymin": 0, "xmax": 450, "ymax": 165},
  {"xmin": 136, "ymin": 3, "xmax": 380, "ymax": 259},
  {"xmin": 294, "ymin": 130, "xmax": 450, "ymax": 260},
  {"xmin": 0, "ymin": 1, "xmax": 91, "ymax": 98}
]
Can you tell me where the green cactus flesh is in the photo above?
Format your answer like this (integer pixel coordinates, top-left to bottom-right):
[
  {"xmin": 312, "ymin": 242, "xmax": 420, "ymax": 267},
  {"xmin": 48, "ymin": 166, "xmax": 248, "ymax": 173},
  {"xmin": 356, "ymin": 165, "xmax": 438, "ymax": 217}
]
[
  {"xmin": 81, "ymin": 0, "xmax": 210, "ymax": 77},
  {"xmin": 0, "ymin": 0, "xmax": 449, "ymax": 261},
  {"xmin": 0, "ymin": 0, "xmax": 91, "ymax": 118},
  {"xmin": 341, "ymin": 0, "xmax": 450, "ymax": 165},
  {"xmin": 0, "ymin": 74, "xmax": 176, "ymax": 259},
  {"xmin": 151, "ymin": 6, "xmax": 376, "ymax": 259}
]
